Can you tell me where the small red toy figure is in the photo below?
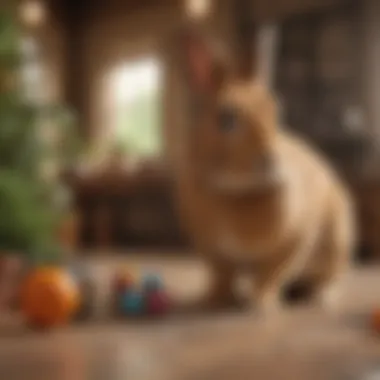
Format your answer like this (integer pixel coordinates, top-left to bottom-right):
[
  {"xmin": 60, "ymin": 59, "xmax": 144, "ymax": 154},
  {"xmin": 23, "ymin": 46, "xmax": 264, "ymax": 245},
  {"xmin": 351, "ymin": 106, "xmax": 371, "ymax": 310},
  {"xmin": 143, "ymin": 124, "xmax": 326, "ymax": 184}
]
[{"xmin": 146, "ymin": 290, "xmax": 170, "ymax": 315}]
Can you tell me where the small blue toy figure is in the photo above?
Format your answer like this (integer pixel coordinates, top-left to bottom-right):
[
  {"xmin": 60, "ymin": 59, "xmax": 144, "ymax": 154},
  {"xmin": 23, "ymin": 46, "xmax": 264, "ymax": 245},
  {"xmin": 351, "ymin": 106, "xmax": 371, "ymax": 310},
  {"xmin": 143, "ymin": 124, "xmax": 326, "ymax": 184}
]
[
  {"xmin": 142, "ymin": 273, "xmax": 164, "ymax": 292},
  {"xmin": 120, "ymin": 290, "xmax": 145, "ymax": 316}
]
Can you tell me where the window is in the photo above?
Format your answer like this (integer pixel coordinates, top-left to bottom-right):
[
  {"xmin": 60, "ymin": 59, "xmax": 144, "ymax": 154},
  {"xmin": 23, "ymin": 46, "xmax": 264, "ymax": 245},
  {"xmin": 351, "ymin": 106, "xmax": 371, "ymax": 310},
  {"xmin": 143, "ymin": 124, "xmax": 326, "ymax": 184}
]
[
  {"xmin": 110, "ymin": 57, "xmax": 163, "ymax": 161},
  {"xmin": 274, "ymin": 2, "xmax": 371, "ymax": 171},
  {"xmin": 275, "ymin": 3, "xmax": 364, "ymax": 141}
]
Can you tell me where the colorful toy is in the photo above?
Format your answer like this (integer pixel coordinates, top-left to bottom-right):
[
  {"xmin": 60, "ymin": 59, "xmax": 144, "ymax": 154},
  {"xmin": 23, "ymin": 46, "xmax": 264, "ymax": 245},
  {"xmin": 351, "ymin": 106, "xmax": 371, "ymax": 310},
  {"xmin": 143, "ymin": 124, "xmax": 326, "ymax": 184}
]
[
  {"xmin": 112, "ymin": 267, "xmax": 171, "ymax": 318},
  {"xmin": 120, "ymin": 289, "xmax": 145, "ymax": 315},
  {"xmin": 20, "ymin": 267, "xmax": 80, "ymax": 327},
  {"xmin": 112, "ymin": 268, "xmax": 136, "ymax": 317}
]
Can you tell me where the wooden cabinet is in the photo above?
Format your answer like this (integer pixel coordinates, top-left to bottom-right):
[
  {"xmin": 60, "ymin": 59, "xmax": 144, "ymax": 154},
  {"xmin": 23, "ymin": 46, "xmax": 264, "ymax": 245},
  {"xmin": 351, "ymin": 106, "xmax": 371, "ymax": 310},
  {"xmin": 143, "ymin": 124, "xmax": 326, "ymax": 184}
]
[
  {"xmin": 57, "ymin": 211, "xmax": 81, "ymax": 251},
  {"xmin": 65, "ymin": 166, "xmax": 380, "ymax": 261},
  {"xmin": 66, "ymin": 168, "xmax": 188, "ymax": 251}
]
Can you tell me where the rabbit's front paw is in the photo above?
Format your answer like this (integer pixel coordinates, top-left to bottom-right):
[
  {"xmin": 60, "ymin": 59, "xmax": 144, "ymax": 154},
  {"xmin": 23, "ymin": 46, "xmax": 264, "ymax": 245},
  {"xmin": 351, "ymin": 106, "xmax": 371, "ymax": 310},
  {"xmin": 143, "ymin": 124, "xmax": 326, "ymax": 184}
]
[{"xmin": 251, "ymin": 291, "xmax": 283, "ymax": 319}]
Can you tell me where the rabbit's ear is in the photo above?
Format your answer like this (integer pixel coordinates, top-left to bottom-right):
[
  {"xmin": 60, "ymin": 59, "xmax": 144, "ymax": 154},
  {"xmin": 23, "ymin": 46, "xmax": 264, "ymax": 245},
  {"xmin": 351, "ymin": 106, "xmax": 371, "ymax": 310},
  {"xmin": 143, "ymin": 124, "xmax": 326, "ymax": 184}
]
[{"xmin": 176, "ymin": 25, "xmax": 229, "ymax": 95}]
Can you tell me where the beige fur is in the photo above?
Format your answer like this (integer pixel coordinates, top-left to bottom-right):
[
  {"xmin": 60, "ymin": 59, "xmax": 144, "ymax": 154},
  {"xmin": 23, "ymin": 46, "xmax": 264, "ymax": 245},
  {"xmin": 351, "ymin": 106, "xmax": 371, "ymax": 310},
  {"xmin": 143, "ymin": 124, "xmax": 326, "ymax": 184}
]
[{"xmin": 172, "ymin": 29, "xmax": 355, "ymax": 315}]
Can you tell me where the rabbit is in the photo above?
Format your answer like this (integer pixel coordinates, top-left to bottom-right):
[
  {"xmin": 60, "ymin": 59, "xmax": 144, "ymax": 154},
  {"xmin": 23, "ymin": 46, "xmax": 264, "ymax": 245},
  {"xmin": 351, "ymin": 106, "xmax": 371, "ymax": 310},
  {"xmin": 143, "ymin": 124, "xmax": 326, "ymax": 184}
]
[{"xmin": 169, "ymin": 25, "xmax": 355, "ymax": 316}]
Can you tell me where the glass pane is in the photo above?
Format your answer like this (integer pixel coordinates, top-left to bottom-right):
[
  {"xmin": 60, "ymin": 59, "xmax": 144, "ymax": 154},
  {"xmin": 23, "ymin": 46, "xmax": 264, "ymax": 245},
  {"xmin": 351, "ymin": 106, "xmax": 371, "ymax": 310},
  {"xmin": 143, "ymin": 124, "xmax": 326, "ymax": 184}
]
[{"xmin": 113, "ymin": 58, "xmax": 162, "ymax": 160}]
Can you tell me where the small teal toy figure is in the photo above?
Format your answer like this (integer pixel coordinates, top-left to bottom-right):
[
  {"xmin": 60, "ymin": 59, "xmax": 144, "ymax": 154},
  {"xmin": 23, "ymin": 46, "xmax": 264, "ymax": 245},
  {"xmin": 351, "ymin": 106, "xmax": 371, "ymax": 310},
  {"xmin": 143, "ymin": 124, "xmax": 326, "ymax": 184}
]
[{"xmin": 120, "ymin": 290, "xmax": 145, "ymax": 316}]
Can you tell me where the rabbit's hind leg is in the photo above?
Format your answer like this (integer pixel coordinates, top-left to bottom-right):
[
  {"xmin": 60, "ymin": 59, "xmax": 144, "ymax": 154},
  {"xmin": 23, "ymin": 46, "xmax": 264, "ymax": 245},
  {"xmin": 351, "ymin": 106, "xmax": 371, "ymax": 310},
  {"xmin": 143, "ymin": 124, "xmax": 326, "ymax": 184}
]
[
  {"xmin": 300, "ymin": 199, "xmax": 355, "ymax": 313},
  {"xmin": 251, "ymin": 225, "xmax": 323, "ymax": 317}
]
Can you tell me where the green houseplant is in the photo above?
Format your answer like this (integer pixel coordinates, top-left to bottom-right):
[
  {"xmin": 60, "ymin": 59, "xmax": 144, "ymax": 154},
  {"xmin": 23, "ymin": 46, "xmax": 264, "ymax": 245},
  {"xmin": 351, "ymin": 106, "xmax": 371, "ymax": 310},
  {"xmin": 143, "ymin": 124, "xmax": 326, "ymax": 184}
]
[{"xmin": 0, "ymin": 7, "xmax": 81, "ymax": 266}]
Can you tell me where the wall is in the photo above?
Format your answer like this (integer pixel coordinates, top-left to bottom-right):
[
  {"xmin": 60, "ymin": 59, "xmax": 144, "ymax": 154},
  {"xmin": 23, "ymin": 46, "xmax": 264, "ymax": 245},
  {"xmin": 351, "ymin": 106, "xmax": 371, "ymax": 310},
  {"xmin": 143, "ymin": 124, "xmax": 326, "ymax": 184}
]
[
  {"xmin": 66, "ymin": 0, "xmax": 236, "ymax": 165},
  {"xmin": 79, "ymin": 3, "xmax": 183, "ymax": 145}
]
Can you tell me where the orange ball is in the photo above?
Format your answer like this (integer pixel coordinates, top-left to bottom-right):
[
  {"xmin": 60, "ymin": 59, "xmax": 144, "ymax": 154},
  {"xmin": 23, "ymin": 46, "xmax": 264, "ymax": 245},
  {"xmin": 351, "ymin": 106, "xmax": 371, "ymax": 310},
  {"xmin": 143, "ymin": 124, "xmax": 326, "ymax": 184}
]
[{"xmin": 21, "ymin": 267, "xmax": 80, "ymax": 327}]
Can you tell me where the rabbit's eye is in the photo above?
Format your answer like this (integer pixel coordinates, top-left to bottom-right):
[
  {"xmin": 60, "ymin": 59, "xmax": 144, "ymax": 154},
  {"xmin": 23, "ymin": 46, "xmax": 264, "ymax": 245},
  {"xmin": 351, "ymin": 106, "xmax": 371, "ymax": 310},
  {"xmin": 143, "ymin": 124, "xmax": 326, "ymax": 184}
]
[{"xmin": 218, "ymin": 108, "xmax": 237, "ymax": 133}]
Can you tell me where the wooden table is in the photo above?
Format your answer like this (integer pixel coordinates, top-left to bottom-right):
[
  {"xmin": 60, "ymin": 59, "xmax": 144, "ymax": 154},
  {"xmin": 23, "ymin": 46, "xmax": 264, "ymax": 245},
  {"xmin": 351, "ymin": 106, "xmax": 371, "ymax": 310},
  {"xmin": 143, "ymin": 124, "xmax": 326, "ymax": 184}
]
[{"xmin": 1, "ymin": 254, "xmax": 380, "ymax": 380}]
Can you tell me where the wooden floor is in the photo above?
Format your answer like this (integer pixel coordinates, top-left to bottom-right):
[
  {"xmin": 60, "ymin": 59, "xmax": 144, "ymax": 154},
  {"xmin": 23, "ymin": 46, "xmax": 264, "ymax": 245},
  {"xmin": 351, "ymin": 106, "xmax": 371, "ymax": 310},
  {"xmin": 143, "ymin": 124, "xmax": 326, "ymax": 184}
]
[{"xmin": 1, "ymin": 254, "xmax": 380, "ymax": 380}]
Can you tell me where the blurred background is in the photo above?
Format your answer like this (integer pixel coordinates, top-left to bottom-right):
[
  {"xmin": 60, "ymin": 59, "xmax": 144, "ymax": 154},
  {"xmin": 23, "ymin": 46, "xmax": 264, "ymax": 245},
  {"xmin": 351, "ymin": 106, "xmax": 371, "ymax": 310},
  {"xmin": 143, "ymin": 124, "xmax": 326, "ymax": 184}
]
[
  {"xmin": 1, "ymin": 0, "xmax": 380, "ymax": 379},
  {"xmin": 11, "ymin": 0, "xmax": 378, "ymax": 258}
]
